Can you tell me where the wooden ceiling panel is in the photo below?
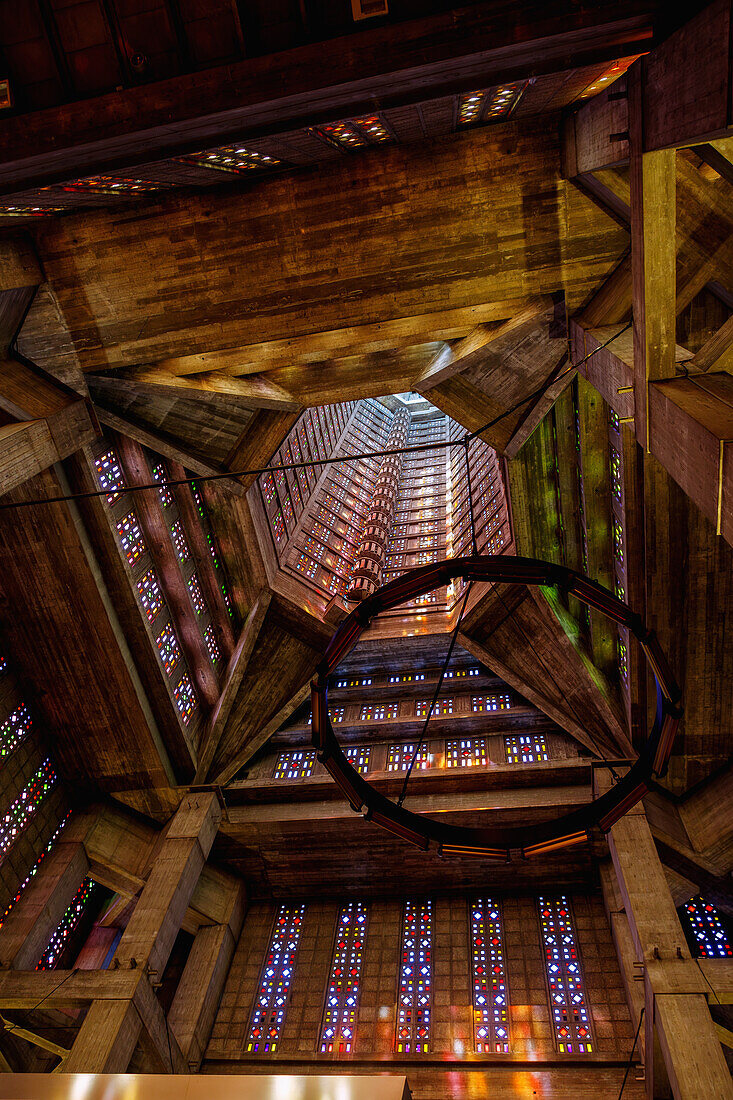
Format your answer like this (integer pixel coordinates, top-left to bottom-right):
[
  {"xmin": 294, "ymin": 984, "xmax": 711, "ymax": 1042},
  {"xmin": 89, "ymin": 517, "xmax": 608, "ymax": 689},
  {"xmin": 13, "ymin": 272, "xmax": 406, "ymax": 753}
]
[{"xmin": 28, "ymin": 120, "xmax": 627, "ymax": 384}]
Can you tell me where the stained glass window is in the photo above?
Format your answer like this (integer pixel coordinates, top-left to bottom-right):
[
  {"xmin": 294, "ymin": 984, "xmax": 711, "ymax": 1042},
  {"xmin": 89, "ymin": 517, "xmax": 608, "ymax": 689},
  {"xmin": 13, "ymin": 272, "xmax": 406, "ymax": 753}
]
[
  {"xmin": 0, "ymin": 760, "xmax": 56, "ymax": 862},
  {"xmin": 183, "ymin": 145, "xmax": 281, "ymax": 174},
  {"xmin": 94, "ymin": 449, "xmax": 126, "ymax": 503},
  {"xmin": 505, "ymin": 735, "xmax": 549, "ymax": 765},
  {"xmin": 173, "ymin": 672, "xmax": 197, "ymax": 725},
  {"xmin": 344, "ymin": 746, "xmax": 371, "ymax": 775},
  {"xmin": 155, "ymin": 622, "xmax": 181, "ymax": 675},
  {"xmin": 151, "ymin": 462, "xmax": 173, "ymax": 507},
  {"xmin": 246, "ymin": 903, "xmax": 306, "ymax": 1052},
  {"xmin": 446, "ymin": 737, "xmax": 488, "ymax": 768},
  {"xmin": 274, "ymin": 751, "xmax": 316, "ymax": 780},
  {"xmin": 613, "ymin": 518, "xmax": 624, "ymax": 565},
  {"xmin": 609, "ymin": 410, "xmax": 620, "ymax": 433},
  {"xmin": 610, "ymin": 447, "xmax": 622, "ymax": 501},
  {"xmin": 37, "ymin": 878, "xmax": 96, "ymax": 970},
  {"xmin": 116, "ymin": 512, "xmax": 146, "ymax": 566},
  {"xmin": 618, "ymin": 638, "xmax": 629, "ymax": 684},
  {"xmin": 171, "ymin": 520, "xmax": 191, "ymax": 562},
  {"xmin": 472, "ymin": 693, "xmax": 511, "ymax": 712},
  {"xmin": 0, "ymin": 812, "xmax": 71, "ymax": 930},
  {"xmin": 136, "ymin": 569, "xmax": 164, "ymax": 622},
  {"xmin": 471, "ymin": 898, "xmax": 510, "ymax": 1052},
  {"xmin": 539, "ymin": 896, "xmax": 593, "ymax": 1053},
  {"xmin": 395, "ymin": 899, "xmax": 433, "ymax": 1053},
  {"xmin": 187, "ymin": 572, "xmax": 207, "ymax": 615},
  {"xmin": 682, "ymin": 897, "xmax": 733, "ymax": 957},
  {"xmin": 359, "ymin": 703, "xmax": 398, "ymax": 721},
  {"xmin": 319, "ymin": 901, "xmax": 368, "ymax": 1053},
  {"xmin": 204, "ymin": 624, "xmax": 220, "ymax": 665},
  {"xmin": 0, "ymin": 704, "xmax": 32, "ymax": 760},
  {"xmin": 386, "ymin": 743, "xmax": 431, "ymax": 771}
]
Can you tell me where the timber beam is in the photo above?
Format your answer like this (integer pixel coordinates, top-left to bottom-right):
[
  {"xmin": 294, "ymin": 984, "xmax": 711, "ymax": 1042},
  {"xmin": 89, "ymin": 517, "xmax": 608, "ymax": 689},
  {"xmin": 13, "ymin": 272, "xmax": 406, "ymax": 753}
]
[
  {"xmin": 563, "ymin": 0, "xmax": 733, "ymax": 176},
  {"xmin": 0, "ymin": 2, "xmax": 656, "ymax": 193},
  {"xmin": 598, "ymin": 768, "xmax": 733, "ymax": 1100}
]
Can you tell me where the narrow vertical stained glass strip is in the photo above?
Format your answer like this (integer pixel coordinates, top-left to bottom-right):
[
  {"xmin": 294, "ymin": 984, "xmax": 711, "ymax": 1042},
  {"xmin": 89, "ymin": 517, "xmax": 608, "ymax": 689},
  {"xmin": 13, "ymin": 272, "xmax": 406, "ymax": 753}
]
[
  {"xmin": 0, "ymin": 704, "xmax": 32, "ymax": 760},
  {"xmin": 204, "ymin": 624, "xmax": 220, "ymax": 664},
  {"xmin": 187, "ymin": 572, "xmax": 207, "ymax": 614},
  {"xmin": 37, "ymin": 878, "xmax": 96, "ymax": 970},
  {"xmin": 471, "ymin": 898, "xmax": 510, "ymax": 1052},
  {"xmin": 0, "ymin": 760, "xmax": 56, "ymax": 862},
  {"xmin": 151, "ymin": 461, "xmax": 173, "ymax": 507},
  {"xmin": 171, "ymin": 520, "xmax": 191, "ymax": 562},
  {"xmin": 539, "ymin": 896, "xmax": 593, "ymax": 1053},
  {"xmin": 682, "ymin": 897, "xmax": 733, "ymax": 957},
  {"xmin": 395, "ymin": 899, "xmax": 432, "ymax": 1053},
  {"xmin": 246, "ymin": 903, "xmax": 306, "ymax": 1052},
  {"xmin": 0, "ymin": 812, "xmax": 71, "ymax": 930},
  {"xmin": 320, "ymin": 901, "xmax": 368, "ymax": 1053},
  {"xmin": 505, "ymin": 734, "xmax": 549, "ymax": 765}
]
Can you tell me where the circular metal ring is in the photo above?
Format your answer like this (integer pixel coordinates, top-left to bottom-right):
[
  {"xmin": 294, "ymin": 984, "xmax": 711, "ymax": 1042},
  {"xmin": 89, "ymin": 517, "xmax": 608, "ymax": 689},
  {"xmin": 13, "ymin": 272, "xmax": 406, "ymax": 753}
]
[{"xmin": 310, "ymin": 556, "xmax": 682, "ymax": 861}]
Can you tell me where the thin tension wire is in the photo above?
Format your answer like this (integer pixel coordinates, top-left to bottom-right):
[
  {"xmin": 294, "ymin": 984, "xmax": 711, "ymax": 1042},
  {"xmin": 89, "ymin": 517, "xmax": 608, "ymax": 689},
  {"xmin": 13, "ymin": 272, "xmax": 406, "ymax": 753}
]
[{"xmin": 0, "ymin": 322, "xmax": 632, "ymax": 512}]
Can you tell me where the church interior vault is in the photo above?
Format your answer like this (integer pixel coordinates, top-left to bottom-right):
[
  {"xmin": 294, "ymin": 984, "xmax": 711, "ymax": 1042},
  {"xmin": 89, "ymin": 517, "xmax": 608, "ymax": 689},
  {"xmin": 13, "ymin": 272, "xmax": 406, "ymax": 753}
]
[{"xmin": 0, "ymin": 1, "xmax": 732, "ymax": 1097}]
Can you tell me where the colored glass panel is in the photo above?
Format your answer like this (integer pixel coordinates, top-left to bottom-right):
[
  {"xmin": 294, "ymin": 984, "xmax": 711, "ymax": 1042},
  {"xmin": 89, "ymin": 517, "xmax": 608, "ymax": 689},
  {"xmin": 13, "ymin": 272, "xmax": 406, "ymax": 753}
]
[
  {"xmin": 173, "ymin": 673, "xmax": 197, "ymax": 725},
  {"xmin": 446, "ymin": 738, "xmax": 488, "ymax": 768},
  {"xmin": 151, "ymin": 462, "xmax": 173, "ymax": 507},
  {"xmin": 0, "ymin": 760, "xmax": 56, "ymax": 862},
  {"xmin": 395, "ymin": 899, "xmax": 432, "ymax": 1053},
  {"xmin": 274, "ymin": 751, "xmax": 315, "ymax": 780},
  {"xmin": 37, "ymin": 878, "xmax": 96, "ymax": 970},
  {"xmin": 187, "ymin": 572, "xmax": 207, "ymax": 615},
  {"xmin": 359, "ymin": 703, "xmax": 397, "ymax": 721},
  {"xmin": 94, "ymin": 449, "xmax": 126, "ymax": 503},
  {"xmin": 0, "ymin": 704, "xmax": 32, "ymax": 760},
  {"xmin": 204, "ymin": 624, "xmax": 220, "ymax": 664},
  {"xmin": 539, "ymin": 896, "xmax": 593, "ymax": 1053},
  {"xmin": 171, "ymin": 520, "xmax": 191, "ymax": 562},
  {"xmin": 319, "ymin": 901, "xmax": 368, "ymax": 1053},
  {"xmin": 0, "ymin": 813, "xmax": 71, "ymax": 930},
  {"xmin": 505, "ymin": 735, "xmax": 548, "ymax": 765},
  {"xmin": 386, "ymin": 744, "xmax": 431, "ymax": 772},
  {"xmin": 472, "ymin": 693, "xmax": 511, "ymax": 712},
  {"xmin": 136, "ymin": 569, "xmax": 164, "ymax": 622},
  {"xmin": 344, "ymin": 746, "xmax": 371, "ymax": 775},
  {"xmin": 682, "ymin": 897, "xmax": 733, "ymax": 958},
  {"xmin": 155, "ymin": 622, "xmax": 181, "ymax": 675},
  {"xmin": 471, "ymin": 898, "xmax": 510, "ymax": 1052},
  {"xmin": 116, "ymin": 512, "xmax": 146, "ymax": 566},
  {"xmin": 246, "ymin": 903, "xmax": 305, "ymax": 1052}
]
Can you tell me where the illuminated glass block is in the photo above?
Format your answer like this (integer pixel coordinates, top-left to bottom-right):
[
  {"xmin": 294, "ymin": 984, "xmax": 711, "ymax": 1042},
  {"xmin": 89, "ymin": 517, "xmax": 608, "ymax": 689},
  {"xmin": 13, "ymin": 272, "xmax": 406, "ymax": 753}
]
[
  {"xmin": 173, "ymin": 673, "xmax": 197, "ymax": 725},
  {"xmin": 344, "ymin": 746, "xmax": 371, "ymax": 775},
  {"xmin": 155, "ymin": 622, "xmax": 181, "ymax": 675},
  {"xmin": 204, "ymin": 624, "xmax": 220, "ymax": 665},
  {"xmin": 246, "ymin": 903, "xmax": 306, "ymax": 1052},
  {"xmin": 538, "ymin": 896, "xmax": 593, "ymax": 1054},
  {"xmin": 682, "ymin": 897, "xmax": 733, "ymax": 958},
  {"xmin": 116, "ymin": 512, "xmax": 146, "ymax": 566},
  {"xmin": 386, "ymin": 743, "xmax": 431, "ymax": 772},
  {"xmin": 0, "ymin": 704, "xmax": 32, "ymax": 760},
  {"xmin": 171, "ymin": 520, "xmax": 191, "ymax": 562},
  {"xmin": 319, "ymin": 902, "xmax": 368, "ymax": 1053},
  {"xmin": 0, "ymin": 760, "xmax": 56, "ymax": 862},
  {"xmin": 395, "ymin": 899, "xmax": 432, "ymax": 1053},
  {"xmin": 94, "ymin": 449, "xmax": 126, "ymax": 503},
  {"xmin": 187, "ymin": 573, "xmax": 207, "ymax": 615},
  {"xmin": 445, "ymin": 737, "xmax": 488, "ymax": 768},
  {"xmin": 274, "ymin": 751, "xmax": 316, "ymax": 780},
  {"xmin": 136, "ymin": 569, "xmax": 164, "ymax": 622},
  {"xmin": 37, "ymin": 878, "xmax": 97, "ymax": 969},
  {"xmin": 471, "ymin": 898, "xmax": 510, "ymax": 1052},
  {"xmin": 504, "ymin": 734, "xmax": 548, "ymax": 765},
  {"xmin": 151, "ymin": 461, "xmax": 173, "ymax": 507},
  {"xmin": 181, "ymin": 145, "xmax": 281, "ymax": 174}
]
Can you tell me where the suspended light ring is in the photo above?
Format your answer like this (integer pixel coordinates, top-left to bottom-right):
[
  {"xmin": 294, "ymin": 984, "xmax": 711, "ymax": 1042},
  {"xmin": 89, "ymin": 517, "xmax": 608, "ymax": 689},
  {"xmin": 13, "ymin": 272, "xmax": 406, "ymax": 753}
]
[{"xmin": 310, "ymin": 555, "xmax": 682, "ymax": 861}]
